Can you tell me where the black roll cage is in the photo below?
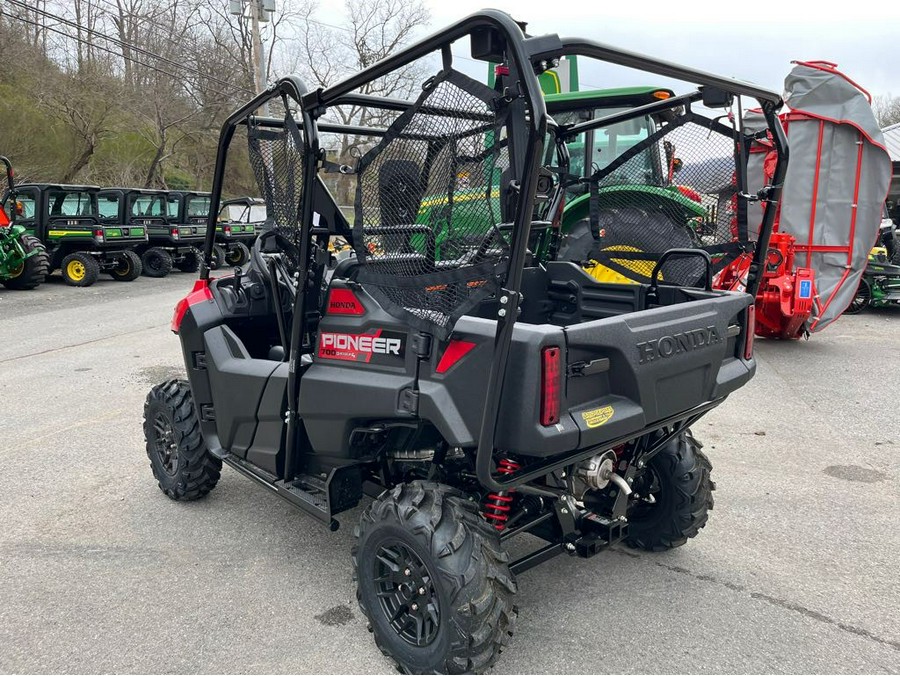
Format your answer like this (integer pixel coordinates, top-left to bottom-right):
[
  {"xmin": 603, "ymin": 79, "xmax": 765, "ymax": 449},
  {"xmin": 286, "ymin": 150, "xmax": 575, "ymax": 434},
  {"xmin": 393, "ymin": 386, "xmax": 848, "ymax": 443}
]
[{"xmin": 198, "ymin": 12, "xmax": 788, "ymax": 495}]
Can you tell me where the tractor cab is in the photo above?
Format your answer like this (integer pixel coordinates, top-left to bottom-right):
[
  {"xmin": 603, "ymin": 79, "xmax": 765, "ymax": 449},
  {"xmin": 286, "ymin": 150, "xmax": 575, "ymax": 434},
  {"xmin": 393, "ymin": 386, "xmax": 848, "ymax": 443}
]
[{"xmin": 545, "ymin": 86, "xmax": 675, "ymax": 188}]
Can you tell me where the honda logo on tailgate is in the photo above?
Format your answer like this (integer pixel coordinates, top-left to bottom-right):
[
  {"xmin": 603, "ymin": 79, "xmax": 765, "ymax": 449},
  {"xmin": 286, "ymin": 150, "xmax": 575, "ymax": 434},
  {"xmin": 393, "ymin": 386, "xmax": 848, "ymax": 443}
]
[{"xmin": 636, "ymin": 326, "xmax": 722, "ymax": 364}]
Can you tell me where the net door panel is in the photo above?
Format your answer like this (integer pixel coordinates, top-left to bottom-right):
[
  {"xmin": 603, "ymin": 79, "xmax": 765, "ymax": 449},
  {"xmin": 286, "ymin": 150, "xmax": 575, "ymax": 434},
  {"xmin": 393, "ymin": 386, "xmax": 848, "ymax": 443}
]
[{"xmin": 353, "ymin": 69, "xmax": 511, "ymax": 339}]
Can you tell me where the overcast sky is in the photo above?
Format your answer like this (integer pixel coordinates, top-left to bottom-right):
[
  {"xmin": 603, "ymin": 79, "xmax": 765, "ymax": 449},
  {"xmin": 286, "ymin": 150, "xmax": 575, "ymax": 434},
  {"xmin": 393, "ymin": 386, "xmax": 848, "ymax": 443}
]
[{"xmin": 411, "ymin": 0, "xmax": 899, "ymax": 101}]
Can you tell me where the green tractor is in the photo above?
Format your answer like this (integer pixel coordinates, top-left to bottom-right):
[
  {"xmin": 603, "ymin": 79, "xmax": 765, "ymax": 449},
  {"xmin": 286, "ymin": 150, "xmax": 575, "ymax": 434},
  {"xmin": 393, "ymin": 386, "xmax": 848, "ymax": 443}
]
[
  {"xmin": 0, "ymin": 156, "xmax": 50, "ymax": 290},
  {"xmin": 408, "ymin": 84, "xmax": 717, "ymax": 281}
]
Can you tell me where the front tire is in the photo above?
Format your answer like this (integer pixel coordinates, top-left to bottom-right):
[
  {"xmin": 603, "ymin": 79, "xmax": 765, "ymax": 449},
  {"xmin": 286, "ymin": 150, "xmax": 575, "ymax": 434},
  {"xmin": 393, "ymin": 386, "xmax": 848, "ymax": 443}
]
[
  {"xmin": 2, "ymin": 235, "xmax": 50, "ymax": 289},
  {"xmin": 108, "ymin": 250, "xmax": 142, "ymax": 281},
  {"xmin": 353, "ymin": 482, "xmax": 517, "ymax": 674},
  {"xmin": 626, "ymin": 431, "xmax": 714, "ymax": 552},
  {"xmin": 143, "ymin": 379, "xmax": 221, "ymax": 501},
  {"xmin": 141, "ymin": 247, "xmax": 173, "ymax": 278},
  {"xmin": 60, "ymin": 251, "xmax": 100, "ymax": 287}
]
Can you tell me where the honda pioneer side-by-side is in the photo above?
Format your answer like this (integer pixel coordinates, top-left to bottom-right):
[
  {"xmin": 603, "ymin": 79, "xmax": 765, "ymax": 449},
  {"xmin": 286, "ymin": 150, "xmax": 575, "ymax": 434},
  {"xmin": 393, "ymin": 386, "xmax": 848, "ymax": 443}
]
[
  {"xmin": 5, "ymin": 183, "xmax": 146, "ymax": 286},
  {"xmin": 143, "ymin": 11, "xmax": 787, "ymax": 674}
]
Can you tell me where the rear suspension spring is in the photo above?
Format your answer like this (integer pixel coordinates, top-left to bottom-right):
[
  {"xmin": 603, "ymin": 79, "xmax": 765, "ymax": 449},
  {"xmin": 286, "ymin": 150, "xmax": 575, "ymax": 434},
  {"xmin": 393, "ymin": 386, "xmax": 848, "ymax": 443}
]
[{"xmin": 482, "ymin": 458, "xmax": 520, "ymax": 531}]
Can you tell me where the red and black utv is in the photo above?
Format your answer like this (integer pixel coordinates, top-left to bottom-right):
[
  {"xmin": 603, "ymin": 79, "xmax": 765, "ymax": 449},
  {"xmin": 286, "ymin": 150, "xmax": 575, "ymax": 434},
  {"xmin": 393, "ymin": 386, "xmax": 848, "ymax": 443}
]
[{"xmin": 143, "ymin": 11, "xmax": 787, "ymax": 673}]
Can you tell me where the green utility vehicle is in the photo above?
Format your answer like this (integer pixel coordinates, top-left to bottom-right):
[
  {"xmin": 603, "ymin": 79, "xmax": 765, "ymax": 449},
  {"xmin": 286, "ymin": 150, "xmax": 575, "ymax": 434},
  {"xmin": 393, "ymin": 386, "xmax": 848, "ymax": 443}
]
[
  {"xmin": 5, "ymin": 183, "xmax": 145, "ymax": 286},
  {"xmin": 170, "ymin": 191, "xmax": 225, "ymax": 273},
  {"xmin": 215, "ymin": 196, "xmax": 264, "ymax": 266},
  {"xmin": 0, "ymin": 156, "xmax": 49, "ymax": 290},
  {"xmin": 98, "ymin": 188, "xmax": 207, "ymax": 278}
]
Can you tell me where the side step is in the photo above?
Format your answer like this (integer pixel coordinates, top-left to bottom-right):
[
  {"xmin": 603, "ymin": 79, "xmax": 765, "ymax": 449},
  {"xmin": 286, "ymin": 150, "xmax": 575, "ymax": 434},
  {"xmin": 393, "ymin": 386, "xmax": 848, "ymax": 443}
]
[{"xmin": 222, "ymin": 456, "xmax": 362, "ymax": 531}]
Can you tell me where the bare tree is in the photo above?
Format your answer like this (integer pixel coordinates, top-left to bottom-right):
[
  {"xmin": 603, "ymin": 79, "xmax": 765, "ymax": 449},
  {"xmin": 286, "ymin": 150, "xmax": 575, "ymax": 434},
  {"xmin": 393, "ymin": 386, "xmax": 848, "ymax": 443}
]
[
  {"xmin": 284, "ymin": 0, "xmax": 431, "ymax": 203},
  {"xmin": 874, "ymin": 94, "xmax": 900, "ymax": 129},
  {"xmin": 39, "ymin": 65, "xmax": 121, "ymax": 181}
]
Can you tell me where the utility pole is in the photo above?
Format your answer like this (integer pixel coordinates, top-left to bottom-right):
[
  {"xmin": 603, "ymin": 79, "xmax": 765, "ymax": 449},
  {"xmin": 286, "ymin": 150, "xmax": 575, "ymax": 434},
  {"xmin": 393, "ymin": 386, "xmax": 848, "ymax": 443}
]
[
  {"xmin": 229, "ymin": 0, "xmax": 273, "ymax": 112},
  {"xmin": 249, "ymin": 0, "xmax": 266, "ymax": 97}
]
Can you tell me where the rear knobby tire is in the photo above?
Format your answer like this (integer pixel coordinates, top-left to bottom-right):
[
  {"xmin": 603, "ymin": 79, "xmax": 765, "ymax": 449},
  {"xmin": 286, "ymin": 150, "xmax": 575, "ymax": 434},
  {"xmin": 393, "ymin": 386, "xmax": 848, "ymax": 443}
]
[
  {"xmin": 353, "ymin": 481, "xmax": 517, "ymax": 675},
  {"xmin": 2, "ymin": 235, "xmax": 49, "ymax": 289},
  {"xmin": 175, "ymin": 247, "xmax": 201, "ymax": 273},
  {"xmin": 108, "ymin": 250, "xmax": 142, "ymax": 281},
  {"xmin": 142, "ymin": 247, "xmax": 173, "ymax": 278},
  {"xmin": 225, "ymin": 241, "xmax": 250, "ymax": 267},
  {"xmin": 626, "ymin": 431, "xmax": 714, "ymax": 552},
  {"xmin": 210, "ymin": 244, "xmax": 227, "ymax": 270},
  {"xmin": 60, "ymin": 251, "xmax": 100, "ymax": 287},
  {"xmin": 143, "ymin": 379, "xmax": 221, "ymax": 501}
]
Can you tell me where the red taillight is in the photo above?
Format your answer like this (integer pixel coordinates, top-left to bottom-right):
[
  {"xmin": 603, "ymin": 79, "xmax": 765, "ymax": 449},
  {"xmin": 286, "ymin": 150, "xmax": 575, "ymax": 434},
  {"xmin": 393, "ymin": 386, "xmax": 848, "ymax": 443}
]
[
  {"xmin": 171, "ymin": 279, "xmax": 213, "ymax": 333},
  {"xmin": 327, "ymin": 288, "xmax": 366, "ymax": 315},
  {"xmin": 171, "ymin": 227, "xmax": 179, "ymax": 236},
  {"xmin": 0, "ymin": 206, "xmax": 9, "ymax": 227},
  {"xmin": 94, "ymin": 228, "xmax": 103, "ymax": 237},
  {"xmin": 224, "ymin": 225, "xmax": 232, "ymax": 235},
  {"xmin": 744, "ymin": 305, "xmax": 756, "ymax": 360},
  {"xmin": 540, "ymin": 346, "xmax": 561, "ymax": 426},
  {"xmin": 436, "ymin": 339, "xmax": 476, "ymax": 374}
]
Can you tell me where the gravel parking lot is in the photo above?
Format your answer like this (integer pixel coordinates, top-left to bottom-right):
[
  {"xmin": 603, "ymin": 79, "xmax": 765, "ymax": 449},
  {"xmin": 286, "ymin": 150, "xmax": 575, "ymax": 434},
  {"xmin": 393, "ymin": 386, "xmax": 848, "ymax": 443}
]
[{"xmin": 1, "ymin": 275, "xmax": 898, "ymax": 674}]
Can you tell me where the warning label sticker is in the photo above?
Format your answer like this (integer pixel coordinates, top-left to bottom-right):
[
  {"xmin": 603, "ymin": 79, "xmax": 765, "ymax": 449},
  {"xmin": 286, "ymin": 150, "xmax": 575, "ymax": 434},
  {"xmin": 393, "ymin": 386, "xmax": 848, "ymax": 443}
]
[{"xmin": 581, "ymin": 406, "xmax": 614, "ymax": 429}]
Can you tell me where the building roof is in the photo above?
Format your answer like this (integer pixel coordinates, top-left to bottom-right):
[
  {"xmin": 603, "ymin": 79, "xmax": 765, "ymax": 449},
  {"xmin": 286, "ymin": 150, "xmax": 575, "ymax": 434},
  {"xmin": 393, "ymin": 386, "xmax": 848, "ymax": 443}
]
[{"xmin": 884, "ymin": 122, "xmax": 900, "ymax": 162}]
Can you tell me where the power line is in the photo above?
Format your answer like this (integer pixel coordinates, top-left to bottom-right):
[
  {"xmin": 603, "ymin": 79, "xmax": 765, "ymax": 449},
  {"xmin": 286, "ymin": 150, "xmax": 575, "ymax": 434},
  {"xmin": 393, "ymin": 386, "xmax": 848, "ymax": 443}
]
[
  {"xmin": 6, "ymin": 0, "xmax": 253, "ymax": 95},
  {"xmin": 5, "ymin": 13, "xmax": 238, "ymax": 102}
]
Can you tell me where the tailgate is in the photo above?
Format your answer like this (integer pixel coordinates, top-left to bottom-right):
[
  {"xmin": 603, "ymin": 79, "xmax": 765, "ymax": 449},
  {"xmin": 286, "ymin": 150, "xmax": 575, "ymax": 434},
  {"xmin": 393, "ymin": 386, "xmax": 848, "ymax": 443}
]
[
  {"xmin": 563, "ymin": 291, "xmax": 753, "ymax": 449},
  {"xmin": 103, "ymin": 224, "xmax": 147, "ymax": 244}
]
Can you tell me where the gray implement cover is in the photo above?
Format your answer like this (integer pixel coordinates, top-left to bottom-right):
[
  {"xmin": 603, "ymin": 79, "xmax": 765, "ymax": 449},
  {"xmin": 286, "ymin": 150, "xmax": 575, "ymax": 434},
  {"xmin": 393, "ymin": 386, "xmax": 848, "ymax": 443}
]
[{"xmin": 778, "ymin": 62, "xmax": 892, "ymax": 330}]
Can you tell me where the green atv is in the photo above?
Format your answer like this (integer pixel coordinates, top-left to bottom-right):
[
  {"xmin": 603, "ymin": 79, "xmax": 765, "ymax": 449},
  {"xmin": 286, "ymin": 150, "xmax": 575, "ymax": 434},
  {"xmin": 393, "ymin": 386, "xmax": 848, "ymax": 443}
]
[
  {"xmin": 215, "ymin": 196, "xmax": 265, "ymax": 267},
  {"xmin": 0, "ymin": 156, "xmax": 50, "ymax": 290},
  {"xmin": 5, "ymin": 183, "xmax": 146, "ymax": 286},
  {"xmin": 98, "ymin": 188, "xmax": 207, "ymax": 278}
]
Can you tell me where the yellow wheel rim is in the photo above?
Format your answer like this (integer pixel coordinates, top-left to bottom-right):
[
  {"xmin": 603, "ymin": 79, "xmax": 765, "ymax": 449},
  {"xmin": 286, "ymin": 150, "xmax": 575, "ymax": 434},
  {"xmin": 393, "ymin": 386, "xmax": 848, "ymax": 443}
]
[
  {"xmin": 582, "ymin": 246, "xmax": 660, "ymax": 285},
  {"xmin": 7, "ymin": 261, "xmax": 24, "ymax": 279},
  {"xmin": 67, "ymin": 260, "xmax": 86, "ymax": 282}
]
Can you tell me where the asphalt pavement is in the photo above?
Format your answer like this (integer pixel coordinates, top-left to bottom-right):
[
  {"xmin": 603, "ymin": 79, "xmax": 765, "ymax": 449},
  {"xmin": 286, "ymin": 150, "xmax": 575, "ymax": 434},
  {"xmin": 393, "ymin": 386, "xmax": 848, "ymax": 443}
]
[{"xmin": 0, "ymin": 273, "xmax": 898, "ymax": 674}]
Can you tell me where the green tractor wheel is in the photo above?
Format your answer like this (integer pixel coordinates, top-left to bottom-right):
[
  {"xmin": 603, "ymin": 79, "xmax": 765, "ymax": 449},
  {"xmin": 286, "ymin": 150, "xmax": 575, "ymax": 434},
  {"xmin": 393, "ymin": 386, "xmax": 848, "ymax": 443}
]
[
  {"xmin": 844, "ymin": 278, "xmax": 871, "ymax": 314},
  {"xmin": 2, "ymin": 235, "xmax": 50, "ymax": 290}
]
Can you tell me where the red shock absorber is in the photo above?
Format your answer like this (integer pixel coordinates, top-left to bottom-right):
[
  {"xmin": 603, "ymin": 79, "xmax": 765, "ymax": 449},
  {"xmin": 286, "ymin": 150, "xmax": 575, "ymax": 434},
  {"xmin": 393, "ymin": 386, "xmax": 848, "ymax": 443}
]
[{"xmin": 482, "ymin": 458, "xmax": 521, "ymax": 531}]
